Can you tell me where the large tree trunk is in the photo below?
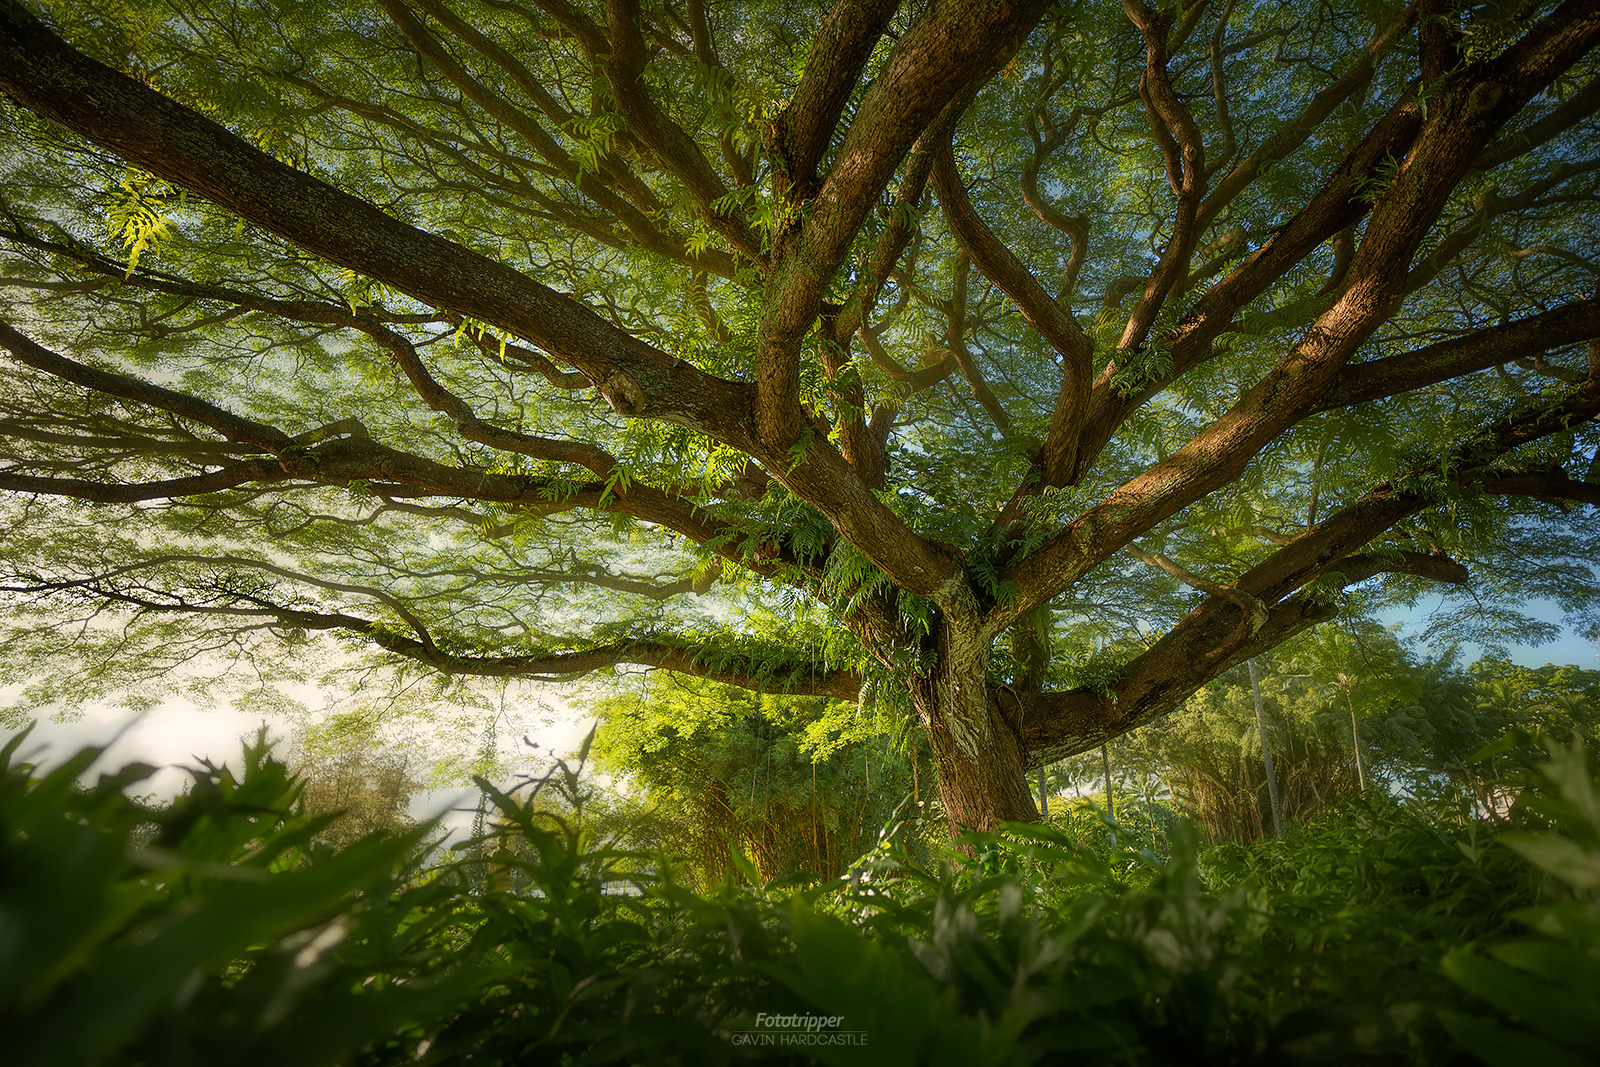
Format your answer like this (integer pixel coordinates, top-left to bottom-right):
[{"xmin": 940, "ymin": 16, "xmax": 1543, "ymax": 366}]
[{"xmin": 913, "ymin": 624, "xmax": 1039, "ymax": 833}]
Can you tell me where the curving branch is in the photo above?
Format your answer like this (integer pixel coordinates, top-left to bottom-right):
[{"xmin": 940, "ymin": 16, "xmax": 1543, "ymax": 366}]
[
  {"xmin": 0, "ymin": 3, "xmax": 759, "ymax": 442},
  {"xmin": 1400, "ymin": 157, "xmax": 1600, "ymax": 301},
  {"xmin": 855, "ymin": 326, "xmax": 958, "ymax": 393},
  {"xmin": 600, "ymin": 0, "xmax": 764, "ymax": 263},
  {"xmin": 0, "ymin": 566, "xmax": 861, "ymax": 698},
  {"xmin": 942, "ymin": 253, "xmax": 1013, "ymax": 433},
  {"xmin": 1196, "ymin": 4, "xmax": 1415, "ymax": 234},
  {"xmin": 1118, "ymin": 0, "xmax": 1208, "ymax": 356},
  {"xmin": 1071, "ymin": 79, "xmax": 1430, "ymax": 478},
  {"xmin": 0, "ymin": 320, "xmax": 293, "ymax": 453},
  {"xmin": 1001, "ymin": 4, "xmax": 1600, "ymax": 621},
  {"xmin": 0, "ymin": 323, "xmax": 828, "ymax": 581},
  {"xmin": 832, "ymin": 107, "xmax": 950, "ymax": 344},
  {"xmin": 0, "ymin": 462, "xmax": 286, "ymax": 502},
  {"xmin": 754, "ymin": 0, "xmax": 1048, "ymax": 448},
  {"xmin": 932, "ymin": 140, "xmax": 1091, "ymax": 482},
  {"xmin": 1475, "ymin": 71, "xmax": 1600, "ymax": 172}
]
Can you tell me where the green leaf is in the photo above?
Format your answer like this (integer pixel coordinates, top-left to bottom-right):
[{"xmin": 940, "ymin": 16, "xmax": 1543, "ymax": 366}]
[
  {"xmin": 1498, "ymin": 831, "xmax": 1600, "ymax": 890},
  {"xmin": 1442, "ymin": 947, "xmax": 1600, "ymax": 1049},
  {"xmin": 1489, "ymin": 940, "xmax": 1600, "ymax": 995},
  {"xmin": 1437, "ymin": 1010, "xmax": 1593, "ymax": 1067}
]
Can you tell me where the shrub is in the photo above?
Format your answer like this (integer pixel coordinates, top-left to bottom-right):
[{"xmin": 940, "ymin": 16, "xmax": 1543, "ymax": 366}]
[{"xmin": 4, "ymin": 726, "xmax": 1597, "ymax": 1065}]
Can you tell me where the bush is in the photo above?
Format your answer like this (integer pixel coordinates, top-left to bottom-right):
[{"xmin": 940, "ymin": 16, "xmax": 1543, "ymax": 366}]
[{"xmin": 4, "ymin": 726, "xmax": 1598, "ymax": 1065}]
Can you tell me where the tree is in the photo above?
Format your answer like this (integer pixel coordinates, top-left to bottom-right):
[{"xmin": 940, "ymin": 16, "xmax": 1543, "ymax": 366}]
[
  {"xmin": 1286, "ymin": 621, "xmax": 1423, "ymax": 792},
  {"xmin": 1, "ymin": 0, "xmax": 1599, "ymax": 834},
  {"xmin": 584, "ymin": 675, "xmax": 933, "ymax": 884},
  {"xmin": 283, "ymin": 716, "xmax": 427, "ymax": 850},
  {"xmin": 1079, "ymin": 629, "xmax": 1426, "ymax": 844}
]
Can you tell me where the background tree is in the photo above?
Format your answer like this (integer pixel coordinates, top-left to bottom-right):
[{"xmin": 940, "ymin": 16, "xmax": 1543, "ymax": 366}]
[
  {"xmin": 283, "ymin": 715, "xmax": 427, "ymax": 850},
  {"xmin": 1, "ymin": 0, "xmax": 1599, "ymax": 833},
  {"xmin": 1052, "ymin": 626, "xmax": 1600, "ymax": 846},
  {"xmin": 1285, "ymin": 622, "xmax": 1424, "ymax": 792},
  {"xmin": 583, "ymin": 675, "xmax": 935, "ymax": 884}
]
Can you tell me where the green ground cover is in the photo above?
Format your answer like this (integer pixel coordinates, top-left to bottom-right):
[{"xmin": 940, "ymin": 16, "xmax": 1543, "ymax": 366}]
[{"xmin": 4, "ymin": 725, "xmax": 1598, "ymax": 1066}]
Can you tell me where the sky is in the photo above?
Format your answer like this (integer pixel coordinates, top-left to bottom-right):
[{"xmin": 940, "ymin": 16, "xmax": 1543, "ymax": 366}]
[
  {"xmin": 0, "ymin": 674, "xmax": 598, "ymax": 840},
  {"xmin": 1380, "ymin": 595, "xmax": 1598, "ymax": 670}
]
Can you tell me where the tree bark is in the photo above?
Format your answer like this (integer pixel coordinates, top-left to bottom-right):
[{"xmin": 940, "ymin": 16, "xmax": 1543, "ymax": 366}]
[
  {"xmin": 1249, "ymin": 658, "xmax": 1283, "ymax": 838},
  {"xmin": 914, "ymin": 623, "xmax": 1039, "ymax": 834},
  {"xmin": 1348, "ymin": 693, "xmax": 1368, "ymax": 793}
]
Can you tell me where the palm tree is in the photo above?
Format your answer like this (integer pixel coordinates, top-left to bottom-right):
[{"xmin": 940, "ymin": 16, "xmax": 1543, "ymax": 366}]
[{"xmin": 1287, "ymin": 625, "xmax": 1421, "ymax": 795}]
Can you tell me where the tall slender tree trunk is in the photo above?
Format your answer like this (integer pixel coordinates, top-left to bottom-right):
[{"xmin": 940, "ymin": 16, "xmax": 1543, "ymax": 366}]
[
  {"xmin": 1348, "ymin": 693, "xmax": 1367, "ymax": 793},
  {"xmin": 1249, "ymin": 658, "xmax": 1283, "ymax": 839},
  {"xmin": 1038, "ymin": 766, "xmax": 1049, "ymax": 818},
  {"xmin": 1102, "ymin": 744, "xmax": 1114, "ymax": 822}
]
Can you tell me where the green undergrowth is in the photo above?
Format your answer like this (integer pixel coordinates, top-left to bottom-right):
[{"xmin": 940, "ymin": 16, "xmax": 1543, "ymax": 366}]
[{"xmin": 3, "ymin": 727, "xmax": 1597, "ymax": 1066}]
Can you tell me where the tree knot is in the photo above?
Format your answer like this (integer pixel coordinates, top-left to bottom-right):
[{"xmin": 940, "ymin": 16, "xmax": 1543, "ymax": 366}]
[
  {"xmin": 1467, "ymin": 81, "xmax": 1504, "ymax": 117},
  {"xmin": 599, "ymin": 369, "xmax": 645, "ymax": 416}
]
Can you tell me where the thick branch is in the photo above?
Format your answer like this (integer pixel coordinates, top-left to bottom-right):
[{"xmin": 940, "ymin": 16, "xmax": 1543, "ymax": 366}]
[
  {"xmin": 0, "ymin": 3, "xmax": 758, "ymax": 444},
  {"xmin": 1018, "ymin": 543, "xmax": 1476, "ymax": 766},
  {"xmin": 1477, "ymin": 470, "xmax": 1600, "ymax": 507},
  {"xmin": 0, "ymin": 462, "xmax": 286, "ymax": 502},
  {"xmin": 754, "ymin": 0, "xmax": 1048, "ymax": 447},
  {"xmin": 1324, "ymin": 299, "xmax": 1600, "ymax": 408},
  {"xmin": 770, "ymin": 0, "xmax": 902, "ymax": 199}
]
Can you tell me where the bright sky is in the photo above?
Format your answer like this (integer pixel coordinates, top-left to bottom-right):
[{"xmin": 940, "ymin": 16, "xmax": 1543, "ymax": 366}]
[{"xmin": 1, "ymin": 674, "xmax": 598, "ymax": 843}]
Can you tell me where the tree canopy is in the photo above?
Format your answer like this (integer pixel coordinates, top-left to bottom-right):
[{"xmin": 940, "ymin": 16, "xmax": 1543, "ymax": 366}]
[{"xmin": 1, "ymin": 0, "xmax": 1598, "ymax": 831}]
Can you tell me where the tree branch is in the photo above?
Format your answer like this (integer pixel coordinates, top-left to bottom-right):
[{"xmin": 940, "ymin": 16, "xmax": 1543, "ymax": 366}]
[
  {"xmin": 1196, "ymin": 4, "xmax": 1415, "ymax": 233},
  {"xmin": 769, "ymin": 0, "xmax": 902, "ymax": 200},
  {"xmin": 1323, "ymin": 298, "xmax": 1600, "ymax": 409},
  {"xmin": 1476, "ymin": 470, "xmax": 1600, "ymax": 507},
  {"xmin": 600, "ymin": 0, "xmax": 764, "ymax": 263},
  {"xmin": 932, "ymin": 139, "xmax": 1091, "ymax": 482},
  {"xmin": 0, "ymin": 320, "xmax": 293, "ymax": 453},
  {"xmin": 1117, "ymin": 0, "xmax": 1208, "ymax": 356},
  {"xmin": 0, "ymin": 3, "xmax": 758, "ymax": 444},
  {"xmin": 0, "ymin": 462, "xmax": 287, "ymax": 502},
  {"xmin": 0, "ymin": 565, "xmax": 862, "ymax": 697}
]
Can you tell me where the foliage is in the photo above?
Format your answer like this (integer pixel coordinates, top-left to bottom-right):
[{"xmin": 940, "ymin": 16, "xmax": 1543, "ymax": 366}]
[
  {"xmin": 0, "ymin": 726, "xmax": 479, "ymax": 1067},
  {"xmin": 1437, "ymin": 737, "xmax": 1600, "ymax": 1066},
  {"xmin": 284, "ymin": 716, "xmax": 428, "ymax": 851},
  {"xmin": 1049, "ymin": 622, "xmax": 1600, "ymax": 845},
  {"xmin": 2, "ymin": 0, "xmax": 1599, "ymax": 831},
  {"xmin": 583, "ymin": 674, "xmax": 941, "ymax": 886},
  {"xmin": 8, "ymin": 722, "xmax": 1600, "ymax": 1066}
]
